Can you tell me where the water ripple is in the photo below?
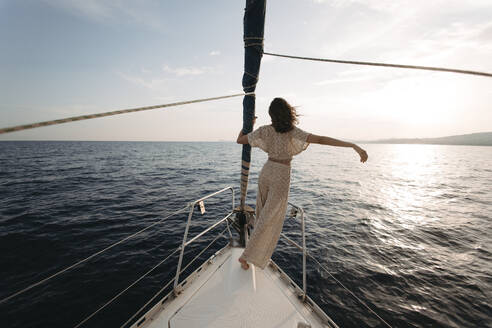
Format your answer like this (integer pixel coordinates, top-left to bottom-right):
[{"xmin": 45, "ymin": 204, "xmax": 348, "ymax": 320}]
[{"xmin": 0, "ymin": 141, "xmax": 490, "ymax": 327}]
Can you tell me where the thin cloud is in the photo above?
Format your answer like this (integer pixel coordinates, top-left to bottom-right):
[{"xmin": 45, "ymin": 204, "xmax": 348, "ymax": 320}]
[
  {"xmin": 209, "ymin": 50, "xmax": 221, "ymax": 56},
  {"xmin": 43, "ymin": 0, "xmax": 111, "ymax": 20},
  {"xmin": 162, "ymin": 65, "xmax": 212, "ymax": 77},
  {"xmin": 42, "ymin": 0, "xmax": 165, "ymax": 31}
]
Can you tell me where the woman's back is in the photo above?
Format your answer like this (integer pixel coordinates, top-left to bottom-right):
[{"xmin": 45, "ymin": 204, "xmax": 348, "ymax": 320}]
[
  {"xmin": 237, "ymin": 97, "xmax": 367, "ymax": 271},
  {"xmin": 248, "ymin": 125, "xmax": 310, "ymax": 160}
]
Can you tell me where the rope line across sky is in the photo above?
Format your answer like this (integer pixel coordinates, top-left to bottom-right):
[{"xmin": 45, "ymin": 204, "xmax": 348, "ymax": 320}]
[
  {"xmin": 2, "ymin": 52, "xmax": 491, "ymax": 136},
  {"xmin": 0, "ymin": 93, "xmax": 254, "ymax": 135},
  {"xmin": 263, "ymin": 52, "xmax": 492, "ymax": 78}
]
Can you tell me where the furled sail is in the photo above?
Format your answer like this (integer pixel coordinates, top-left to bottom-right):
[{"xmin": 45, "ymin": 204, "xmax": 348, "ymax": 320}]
[{"xmin": 240, "ymin": 0, "xmax": 266, "ymax": 209}]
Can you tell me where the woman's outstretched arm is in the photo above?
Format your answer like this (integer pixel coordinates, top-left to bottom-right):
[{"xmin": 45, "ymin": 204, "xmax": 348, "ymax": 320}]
[{"xmin": 307, "ymin": 134, "xmax": 368, "ymax": 163}]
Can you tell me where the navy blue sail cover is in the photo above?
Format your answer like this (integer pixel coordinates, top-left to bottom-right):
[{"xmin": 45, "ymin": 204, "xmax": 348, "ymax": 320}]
[{"xmin": 240, "ymin": 0, "xmax": 266, "ymax": 208}]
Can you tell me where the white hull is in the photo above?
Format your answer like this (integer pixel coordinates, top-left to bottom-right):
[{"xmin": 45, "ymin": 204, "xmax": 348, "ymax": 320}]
[{"xmin": 132, "ymin": 245, "xmax": 337, "ymax": 328}]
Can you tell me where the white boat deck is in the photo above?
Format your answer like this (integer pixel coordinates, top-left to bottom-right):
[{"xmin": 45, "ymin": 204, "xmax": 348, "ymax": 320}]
[{"xmin": 134, "ymin": 245, "xmax": 336, "ymax": 328}]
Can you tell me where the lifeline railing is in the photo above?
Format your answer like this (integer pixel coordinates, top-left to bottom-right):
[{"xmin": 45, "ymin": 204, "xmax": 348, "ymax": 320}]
[
  {"xmin": 124, "ymin": 193, "xmax": 314, "ymax": 328},
  {"xmin": 84, "ymin": 188, "xmax": 391, "ymax": 328},
  {"xmin": 280, "ymin": 203, "xmax": 393, "ymax": 328},
  {"xmin": 118, "ymin": 187, "xmax": 236, "ymax": 328},
  {"xmin": 173, "ymin": 186, "xmax": 235, "ymax": 291}
]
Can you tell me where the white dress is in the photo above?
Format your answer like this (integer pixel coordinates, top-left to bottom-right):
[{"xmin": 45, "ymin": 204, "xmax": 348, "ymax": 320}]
[{"xmin": 239, "ymin": 125, "xmax": 310, "ymax": 269}]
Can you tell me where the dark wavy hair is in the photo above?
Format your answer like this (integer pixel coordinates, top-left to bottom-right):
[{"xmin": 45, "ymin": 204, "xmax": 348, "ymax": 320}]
[{"xmin": 268, "ymin": 97, "xmax": 299, "ymax": 133}]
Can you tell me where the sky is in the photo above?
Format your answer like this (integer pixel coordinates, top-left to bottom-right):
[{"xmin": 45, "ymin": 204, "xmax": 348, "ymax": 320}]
[{"xmin": 0, "ymin": 0, "xmax": 491, "ymax": 141}]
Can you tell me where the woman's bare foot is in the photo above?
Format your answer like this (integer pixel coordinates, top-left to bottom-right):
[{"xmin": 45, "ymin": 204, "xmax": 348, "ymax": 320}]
[{"xmin": 238, "ymin": 258, "xmax": 249, "ymax": 270}]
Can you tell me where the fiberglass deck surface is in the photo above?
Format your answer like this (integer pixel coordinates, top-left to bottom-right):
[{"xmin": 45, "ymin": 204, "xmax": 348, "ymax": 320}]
[{"xmin": 143, "ymin": 246, "xmax": 327, "ymax": 328}]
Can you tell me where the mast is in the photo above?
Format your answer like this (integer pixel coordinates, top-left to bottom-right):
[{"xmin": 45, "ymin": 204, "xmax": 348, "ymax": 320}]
[{"xmin": 239, "ymin": 0, "xmax": 266, "ymax": 210}]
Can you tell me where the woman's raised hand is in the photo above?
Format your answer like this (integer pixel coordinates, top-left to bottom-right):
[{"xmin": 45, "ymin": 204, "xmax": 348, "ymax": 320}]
[{"xmin": 353, "ymin": 145, "xmax": 368, "ymax": 163}]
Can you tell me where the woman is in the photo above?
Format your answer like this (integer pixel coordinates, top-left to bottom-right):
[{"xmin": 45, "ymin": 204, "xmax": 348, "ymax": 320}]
[{"xmin": 236, "ymin": 97, "xmax": 368, "ymax": 270}]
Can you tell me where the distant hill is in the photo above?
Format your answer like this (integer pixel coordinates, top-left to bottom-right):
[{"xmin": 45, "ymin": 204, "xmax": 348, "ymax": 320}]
[{"xmin": 364, "ymin": 132, "xmax": 492, "ymax": 146}]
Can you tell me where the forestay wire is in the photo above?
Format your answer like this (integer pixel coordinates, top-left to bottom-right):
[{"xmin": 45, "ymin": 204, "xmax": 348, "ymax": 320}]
[
  {"xmin": 0, "ymin": 92, "xmax": 252, "ymax": 135},
  {"xmin": 263, "ymin": 52, "xmax": 492, "ymax": 78}
]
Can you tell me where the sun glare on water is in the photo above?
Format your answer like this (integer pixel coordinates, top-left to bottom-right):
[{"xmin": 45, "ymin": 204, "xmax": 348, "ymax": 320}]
[{"xmin": 364, "ymin": 144, "xmax": 445, "ymax": 252}]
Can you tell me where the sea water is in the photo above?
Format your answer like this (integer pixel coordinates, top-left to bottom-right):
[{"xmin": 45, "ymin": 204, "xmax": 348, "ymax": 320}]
[{"xmin": 0, "ymin": 141, "xmax": 490, "ymax": 327}]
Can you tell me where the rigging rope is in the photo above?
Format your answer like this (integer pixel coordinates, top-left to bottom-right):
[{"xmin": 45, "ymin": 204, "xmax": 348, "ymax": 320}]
[
  {"xmin": 264, "ymin": 52, "xmax": 492, "ymax": 78},
  {"xmin": 0, "ymin": 92, "xmax": 253, "ymax": 135},
  {"xmin": 0, "ymin": 206, "xmax": 189, "ymax": 305}
]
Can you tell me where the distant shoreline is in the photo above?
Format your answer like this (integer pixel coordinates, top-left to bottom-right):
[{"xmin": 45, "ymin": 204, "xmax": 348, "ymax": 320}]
[
  {"xmin": 360, "ymin": 132, "xmax": 492, "ymax": 147},
  {"xmin": 1, "ymin": 132, "xmax": 491, "ymax": 146},
  {"xmin": 1, "ymin": 140, "xmax": 491, "ymax": 147},
  {"xmin": 362, "ymin": 142, "xmax": 491, "ymax": 147}
]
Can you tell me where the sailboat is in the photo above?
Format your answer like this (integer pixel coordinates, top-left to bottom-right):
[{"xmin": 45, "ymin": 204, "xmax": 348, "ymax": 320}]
[{"xmin": 2, "ymin": 1, "xmax": 490, "ymax": 327}]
